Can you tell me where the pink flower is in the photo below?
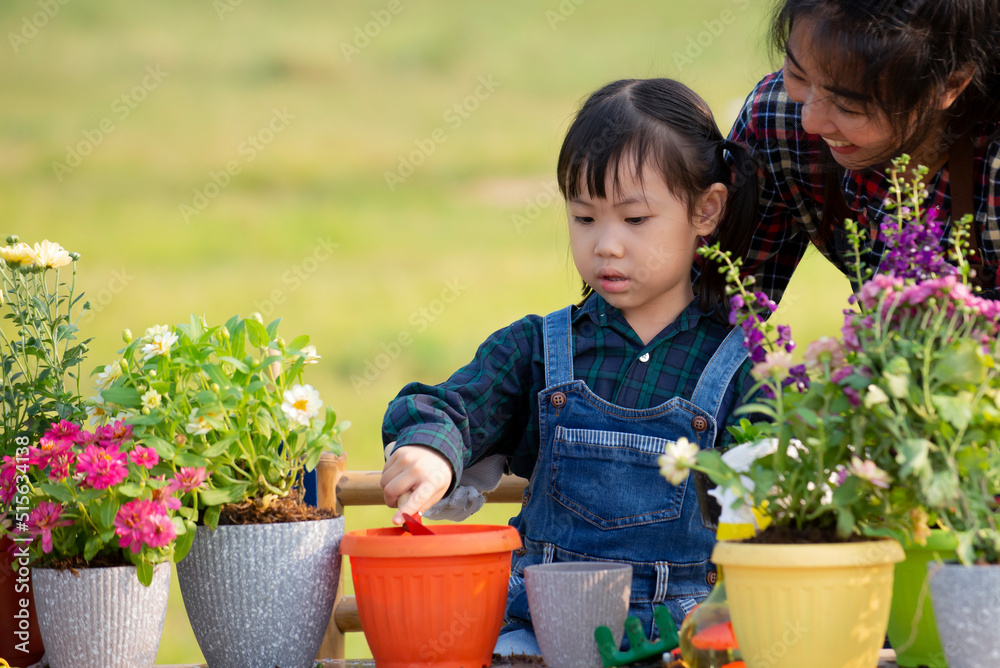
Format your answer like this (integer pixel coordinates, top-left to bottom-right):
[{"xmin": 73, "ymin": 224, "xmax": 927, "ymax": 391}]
[
  {"xmin": 76, "ymin": 444, "xmax": 129, "ymax": 490},
  {"xmin": 150, "ymin": 483, "xmax": 181, "ymax": 511},
  {"xmin": 848, "ymin": 456, "xmax": 891, "ymax": 489},
  {"xmin": 27, "ymin": 502, "xmax": 73, "ymax": 554},
  {"xmin": 47, "ymin": 451, "xmax": 75, "ymax": 481},
  {"xmin": 751, "ymin": 350, "xmax": 794, "ymax": 382},
  {"xmin": 129, "ymin": 446, "xmax": 159, "ymax": 469},
  {"xmin": 803, "ymin": 336, "xmax": 845, "ymax": 371},
  {"xmin": 0, "ymin": 456, "xmax": 19, "ymax": 505},
  {"xmin": 168, "ymin": 467, "xmax": 207, "ymax": 494},
  {"xmin": 114, "ymin": 500, "xmax": 177, "ymax": 553},
  {"xmin": 96, "ymin": 419, "xmax": 133, "ymax": 447},
  {"xmin": 45, "ymin": 420, "xmax": 81, "ymax": 443},
  {"xmin": 27, "ymin": 435, "xmax": 74, "ymax": 470}
]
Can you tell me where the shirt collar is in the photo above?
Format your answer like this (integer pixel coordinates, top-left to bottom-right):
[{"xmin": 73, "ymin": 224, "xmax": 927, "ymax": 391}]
[{"xmin": 575, "ymin": 293, "xmax": 707, "ymax": 346}]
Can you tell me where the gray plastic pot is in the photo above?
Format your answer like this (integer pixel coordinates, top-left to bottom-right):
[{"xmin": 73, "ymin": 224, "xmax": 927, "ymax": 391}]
[
  {"xmin": 33, "ymin": 563, "xmax": 170, "ymax": 668},
  {"xmin": 928, "ymin": 561, "xmax": 1000, "ymax": 668},
  {"xmin": 176, "ymin": 516, "xmax": 344, "ymax": 668}
]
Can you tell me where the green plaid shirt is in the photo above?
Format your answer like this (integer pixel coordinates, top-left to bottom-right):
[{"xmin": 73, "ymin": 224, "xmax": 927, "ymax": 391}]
[{"xmin": 382, "ymin": 294, "xmax": 756, "ymax": 491}]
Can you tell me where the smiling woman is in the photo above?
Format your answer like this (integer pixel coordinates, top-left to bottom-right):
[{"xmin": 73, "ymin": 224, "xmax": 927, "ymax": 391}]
[{"xmin": 729, "ymin": 0, "xmax": 1000, "ymax": 303}]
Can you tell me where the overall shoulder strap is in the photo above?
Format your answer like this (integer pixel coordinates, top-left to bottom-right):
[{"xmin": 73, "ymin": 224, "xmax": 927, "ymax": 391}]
[
  {"xmin": 689, "ymin": 327, "xmax": 749, "ymax": 423},
  {"xmin": 543, "ymin": 306, "xmax": 574, "ymax": 387}
]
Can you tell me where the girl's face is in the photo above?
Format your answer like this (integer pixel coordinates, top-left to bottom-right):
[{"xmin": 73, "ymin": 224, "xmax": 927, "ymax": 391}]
[
  {"xmin": 567, "ymin": 163, "xmax": 722, "ymax": 343},
  {"xmin": 782, "ymin": 19, "xmax": 900, "ymax": 170}
]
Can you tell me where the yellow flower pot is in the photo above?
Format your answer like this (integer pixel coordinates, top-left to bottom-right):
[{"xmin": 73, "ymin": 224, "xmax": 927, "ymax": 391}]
[{"xmin": 712, "ymin": 538, "xmax": 904, "ymax": 668}]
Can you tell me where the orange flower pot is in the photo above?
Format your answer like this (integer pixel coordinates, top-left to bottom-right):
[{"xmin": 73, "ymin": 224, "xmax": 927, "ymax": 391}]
[{"xmin": 340, "ymin": 524, "xmax": 521, "ymax": 668}]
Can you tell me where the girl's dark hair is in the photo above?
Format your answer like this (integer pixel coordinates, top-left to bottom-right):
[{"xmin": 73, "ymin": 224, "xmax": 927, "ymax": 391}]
[
  {"xmin": 772, "ymin": 0, "xmax": 1000, "ymax": 160},
  {"xmin": 556, "ymin": 78, "xmax": 760, "ymax": 318}
]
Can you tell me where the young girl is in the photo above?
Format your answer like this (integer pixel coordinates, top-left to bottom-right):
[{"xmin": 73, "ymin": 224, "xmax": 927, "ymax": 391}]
[
  {"xmin": 732, "ymin": 0, "xmax": 1000, "ymax": 303},
  {"xmin": 380, "ymin": 78, "xmax": 760, "ymax": 654}
]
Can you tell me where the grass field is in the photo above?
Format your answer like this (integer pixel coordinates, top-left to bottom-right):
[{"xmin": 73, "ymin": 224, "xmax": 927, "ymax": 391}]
[{"xmin": 1, "ymin": 0, "xmax": 852, "ymax": 661}]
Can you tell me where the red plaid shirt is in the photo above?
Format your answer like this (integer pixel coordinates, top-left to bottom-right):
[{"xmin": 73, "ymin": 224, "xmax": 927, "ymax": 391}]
[{"xmin": 729, "ymin": 71, "xmax": 1000, "ymax": 302}]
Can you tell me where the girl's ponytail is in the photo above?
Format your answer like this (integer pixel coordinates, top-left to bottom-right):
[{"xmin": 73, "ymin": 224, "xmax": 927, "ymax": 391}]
[{"xmin": 697, "ymin": 139, "xmax": 760, "ymax": 318}]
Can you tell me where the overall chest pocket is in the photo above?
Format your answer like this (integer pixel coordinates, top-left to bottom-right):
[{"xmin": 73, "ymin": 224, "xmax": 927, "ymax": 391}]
[{"xmin": 548, "ymin": 426, "xmax": 688, "ymax": 530}]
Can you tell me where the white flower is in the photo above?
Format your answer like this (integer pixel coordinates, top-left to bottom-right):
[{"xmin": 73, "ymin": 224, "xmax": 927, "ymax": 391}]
[
  {"xmin": 848, "ymin": 456, "xmax": 891, "ymax": 489},
  {"xmin": 281, "ymin": 384, "xmax": 323, "ymax": 426},
  {"xmin": 33, "ymin": 240, "xmax": 72, "ymax": 269},
  {"xmin": 658, "ymin": 437, "xmax": 699, "ymax": 486},
  {"xmin": 301, "ymin": 345, "xmax": 321, "ymax": 364},
  {"xmin": 141, "ymin": 330, "xmax": 179, "ymax": 361},
  {"xmin": 95, "ymin": 362, "xmax": 122, "ymax": 390},
  {"xmin": 141, "ymin": 388, "xmax": 162, "ymax": 411},
  {"xmin": 144, "ymin": 324, "xmax": 172, "ymax": 340},
  {"xmin": 86, "ymin": 395, "xmax": 108, "ymax": 425},
  {"xmin": 864, "ymin": 384, "xmax": 889, "ymax": 408},
  {"xmin": 0, "ymin": 243, "xmax": 38, "ymax": 267},
  {"xmin": 185, "ymin": 409, "xmax": 212, "ymax": 436}
]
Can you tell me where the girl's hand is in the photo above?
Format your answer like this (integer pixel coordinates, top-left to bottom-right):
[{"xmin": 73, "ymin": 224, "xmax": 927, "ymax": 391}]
[{"xmin": 381, "ymin": 443, "xmax": 453, "ymax": 525}]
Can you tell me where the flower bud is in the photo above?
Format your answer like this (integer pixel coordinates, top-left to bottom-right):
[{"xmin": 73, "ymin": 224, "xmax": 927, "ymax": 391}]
[
  {"xmin": 122, "ymin": 328, "xmax": 133, "ymax": 344},
  {"xmin": 211, "ymin": 383, "xmax": 220, "ymax": 393},
  {"xmin": 5, "ymin": 235, "xmax": 18, "ymax": 244},
  {"xmin": 149, "ymin": 370, "xmax": 157, "ymax": 378},
  {"xmin": 69, "ymin": 251, "xmax": 81, "ymax": 261},
  {"xmin": 250, "ymin": 312, "xmax": 264, "ymax": 324}
]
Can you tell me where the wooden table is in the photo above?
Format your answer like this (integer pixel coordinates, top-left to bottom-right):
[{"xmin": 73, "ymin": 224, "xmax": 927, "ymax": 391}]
[{"xmin": 158, "ymin": 649, "xmax": 900, "ymax": 667}]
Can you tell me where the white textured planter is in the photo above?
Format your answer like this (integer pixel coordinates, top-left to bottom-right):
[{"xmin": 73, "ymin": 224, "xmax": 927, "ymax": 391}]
[
  {"xmin": 176, "ymin": 516, "xmax": 344, "ymax": 668},
  {"xmin": 32, "ymin": 563, "xmax": 170, "ymax": 668},
  {"xmin": 928, "ymin": 561, "xmax": 1000, "ymax": 668}
]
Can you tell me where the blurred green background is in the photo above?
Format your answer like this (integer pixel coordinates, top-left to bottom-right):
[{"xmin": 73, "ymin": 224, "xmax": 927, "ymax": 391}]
[{"xmin": 1, "ymin": 0, "xmax": 851, "ymax": 662}]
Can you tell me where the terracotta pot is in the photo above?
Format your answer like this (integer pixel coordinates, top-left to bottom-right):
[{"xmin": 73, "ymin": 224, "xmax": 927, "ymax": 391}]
[
  {"xmin": 0, "ymin": 535, "xmax": 45, "ymax": 665},
  {"xmin": 340, "ymin": 524, "xmax": 521, "ymax": 668},
  {"xmin": 711, "ymin": 538, "xmax": 904, "ymax": 668},
  {"xmin": 32, "ymin": 563, "xmax": 170, "ymax": 668},
  {"xmin": 176, "ymin": 517, "xmax": 344, "ymax": 668}
]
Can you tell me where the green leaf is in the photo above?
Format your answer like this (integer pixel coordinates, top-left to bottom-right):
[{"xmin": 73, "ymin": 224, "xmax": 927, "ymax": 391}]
[
  {"xmin": 84, "ymin": 534, "xmax": 103, "ymax": 561},
  {"xmin": 173, "ymin": 523, "xmax": 196, "ymax": 563},
  {"xmin": 199, "ymin": 484, "xmax": 248, "ymax": 506},
  {"xmin": 98, "ymin": 496, "xmax": 120, "ymax": 530},
  {"xmin": 100, "ymin": 386, "xmax": 142, "ymax": 408},
  {"xmin": 934, "ymin": 341, "xmax": 985, "ymax": 385},
  {"xmin": 218, "ymin": 356, "xmax": 250, "ymax": 374},
  {"xmin": 201, "ymin": 363, "xmax": 231, "ymax": 388},
  {"xmin": 202, "ymin": 435, "xmax": 237, "ymax": 458},
  {"xmin": 39, "ymin": 482, "xmax": 74, "ymax": 504},
  {"xmin": 136, "ymin": 559, "xmax": 153, "ymax": 587},
  {"xmin": 145, "ymin": 435, "xmax": 176, "ymax": 460},
  {"xmin": 203, "ymin": 505, "xmax": 222, "ymax": 529},
  {"xmin": 836, "ymin": 507, "xmax": 856, "ymax": 539},
  {"xmin": 896, "ymin": 438, "xmax": 932, "ymax": 479},
  {"xmin": 246, "ymin": 319, "xmax": 270, "ymax": 348},
  {"xmin": 174, "ymin": 451, "xmax": 209, "ymax": 468},
  {"xmin": 288, "ymin": 335, "xmax": 310, "ymax": 351},
  {"xmin": 932, "ymin": 392, "xmax": 974, "ymax": 431},
  {"xmin": 118, "ymin": 483, "xmax": 143, "ymax": 498},
  {"xmin": 265, "ymin": 318, "xmax": 282, "ymax": 340}
]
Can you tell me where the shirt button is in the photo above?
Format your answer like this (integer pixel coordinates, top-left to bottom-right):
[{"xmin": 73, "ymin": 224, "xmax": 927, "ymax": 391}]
[
  {"xmin": 691, "ymin": 416, "xmax": 709, "ymax": 432},
  {"xmin": 550, "ymin": 392, "xmax": 567, "ymax": 408},
  {"xmin": 514, "ymin": 547, "xmax": 527, "ymax": 557},
  {"xmin": 706, "ymin": 570, "xmax": 718, "ymax": 586},
  {"xmin": 638, "ymin": 352, "xmax": 650, "ymax": 363}
]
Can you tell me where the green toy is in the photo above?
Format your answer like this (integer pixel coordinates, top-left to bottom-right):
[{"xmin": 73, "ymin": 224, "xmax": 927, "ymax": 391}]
[{"xmin": 594, "ymin": 606, "xmax": 680, "ymax": 667}]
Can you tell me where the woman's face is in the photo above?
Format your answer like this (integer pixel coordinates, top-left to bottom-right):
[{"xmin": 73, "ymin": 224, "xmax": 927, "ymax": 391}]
[{"xmin": 782, "ymin": 19, "xmax": 900, "ymax": 170}]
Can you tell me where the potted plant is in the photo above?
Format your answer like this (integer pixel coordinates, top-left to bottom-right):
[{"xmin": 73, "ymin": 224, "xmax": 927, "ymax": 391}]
[
  {"xmin": 96, "ymin": 313, "xmax": 348, "ymax": 668},
  {"xmin": 0, "ymin": 236, "xmax": 90, "ymax": 666},
  {"xmin": 657, "ymin": 158, "xmax": 982, "ymax": 668}
]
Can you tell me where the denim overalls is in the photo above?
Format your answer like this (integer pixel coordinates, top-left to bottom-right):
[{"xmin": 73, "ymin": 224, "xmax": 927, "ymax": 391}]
[{"xmin": 501, "ymin": 305, "xmax": 748, "ymax": 643}]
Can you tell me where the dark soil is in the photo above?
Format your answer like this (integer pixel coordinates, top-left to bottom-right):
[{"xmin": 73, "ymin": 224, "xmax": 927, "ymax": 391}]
[
  {"xmin": 491, "ymin": 654, "xmax": 546, "ymax": 667},
  {"xmin": 216, "ymin": 495, "xmax": 340, "ymax": 525},
  {"xmin": 746, "ymin": 524, "xmax": 881, "ymax": 545},
  {"xmin": 38, "ymin": 551, "xmax": 130, "ymax": 574}
]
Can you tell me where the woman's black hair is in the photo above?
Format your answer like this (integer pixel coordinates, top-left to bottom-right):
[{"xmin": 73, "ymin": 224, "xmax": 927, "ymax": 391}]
[
  {"xmin": 771, "ymin": 0, "xmax": 1000, "ymax": 159},
  {"xmin": 556, "ymin": 78, "xmax": 760, "ymax": 319}
]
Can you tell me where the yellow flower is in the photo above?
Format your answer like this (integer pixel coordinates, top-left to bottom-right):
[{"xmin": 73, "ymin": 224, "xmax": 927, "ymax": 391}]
[
  {"xmin": 141, "ymin": 388, "xmax": 162, "ymax": 411},
  {"xmin": 33, "ymin": 240, "xmax": 72, "ymax": 269},
  {"xmin": 0, "ymin": 243, "xmax": 39, "ymax": 267}
]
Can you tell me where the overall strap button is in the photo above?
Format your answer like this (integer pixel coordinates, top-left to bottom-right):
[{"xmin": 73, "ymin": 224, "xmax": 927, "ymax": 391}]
[
  {"xmin": 691, "ymin": 415, "xmax": 709, "ymax": 432},
  {"xmin": 514, "ymin": 547, "xmax": 527, "ymax": 556},
  {"xmin": 706, "ymin": 570, "xmax": 718, "ymax": 586},
  {"xmin": 550, "ymin": 391, "xmax": 567, "ymax": 407}
]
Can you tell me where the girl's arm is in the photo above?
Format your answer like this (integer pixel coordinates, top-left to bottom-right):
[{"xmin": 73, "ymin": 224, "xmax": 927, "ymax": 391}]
[{"xmin": 380, "ymin": 315, "xmax": 544, "ymax": 513}]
